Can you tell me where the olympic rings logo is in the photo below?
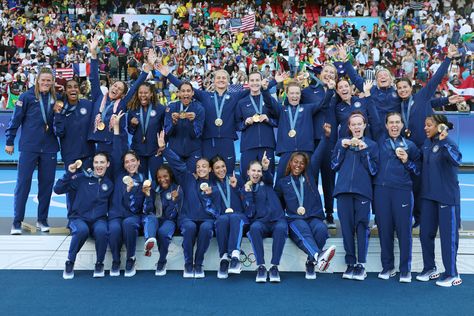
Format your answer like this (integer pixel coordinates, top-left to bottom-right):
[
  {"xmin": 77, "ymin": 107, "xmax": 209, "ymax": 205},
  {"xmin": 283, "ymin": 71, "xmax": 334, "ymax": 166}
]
[{"xmin": 239, "ymin": 250, "xmax": 256, "ymax": 267}]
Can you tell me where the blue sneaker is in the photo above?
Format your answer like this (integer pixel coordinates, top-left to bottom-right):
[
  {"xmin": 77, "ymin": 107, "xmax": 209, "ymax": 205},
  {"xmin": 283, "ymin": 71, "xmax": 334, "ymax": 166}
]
[
  {"xmin": 352, "ymin": 264, "xmax": 367, "ymax": 281},
  {"xmin": 256, "ymin": 265, "xmax": 267, "ymax": 283},
  {"xmin": 378, "ymin": 268, "xmax": 396, "ymax": 280},
  {"xmin": 110, "ymin": 261, "xmax": 120, "ymax": 277},
  {"xmin": 93, "ymin": 262, "xmax": 105, "ymax": 278},
  {"xmin": 63, "ymin": 261, "xmax": 74, "ymax": 280},
  {"xmin": 305, "ymin": 261, "xmax": 316, "ymax": 280},
  {"xmin": 217, "ymin": 258, "xmax": 229, "ymax": 279},
  {"xmin": 228, "ymin": 257, "xmax": 241, "ymax": 274},
  {"xmin": 183, "ymin": 263, "xmax": 194, "ymax": 278},
  {"xmin": 124, "ymin": 258, "xmax": 136, "ymax": 277},
  {"xmin": 342, "ymin": 265, "xmax": 354, "ymax": 280},
  {"xmin": 416, "ymin": 268, "xmax": 440, "ymax": 282},
  {"xmin": 269, "ymin": 265, "xmax": 280, "ymax": 283},
  {"xmin": 194, "ymin": 264, "xmax": 205, "ymax": 278},
  {"xmin": 155, "ymin": 261, "xmax": 167, "ymax": 276}
]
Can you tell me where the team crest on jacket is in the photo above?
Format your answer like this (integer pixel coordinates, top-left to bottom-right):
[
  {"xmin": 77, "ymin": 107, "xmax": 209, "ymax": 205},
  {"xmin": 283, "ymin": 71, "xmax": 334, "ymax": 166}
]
[
  {"xmin": 80, "ymin": 107, "xmax": 87, "ymax": 115},
  {"xmin": 165, "ymin": 107, "xmax": 170, "ymax": 112},
  {"xmin": 432, "ymin": 145, "xmax": 439, "ymax": 153},
  {"xmin": 166, "ymin": 192, "xmax": 172, "ymax": 200},
  {"xmin": 101, "ymin": 183, "xmax": 109, "ymax": 191},
  {"xmin": 392, "ymin": 92, "xmax": 398, "ymax": 98},
  {"xmin": 150, "ymin": 110, "xmax": 157, "ymax": 117},
  {"xmin": 298, "ymin": 107, "xmax": 304, "ymax": 112},
  {"xmin": 354, "ymin": 101, "xmax": 361, "ymax": 108},
  {"xmin": 16, "ymin": 101, "xmax": 23, "ymax": 107}
]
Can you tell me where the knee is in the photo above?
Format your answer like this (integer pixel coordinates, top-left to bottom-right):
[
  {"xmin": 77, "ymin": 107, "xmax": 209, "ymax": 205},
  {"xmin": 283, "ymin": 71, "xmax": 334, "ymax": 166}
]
[
  {"xmin": 181, "ymin": 221, "xmax": 197, "ymax": 236},
  {"xmin": 249, "ymin": 223, "xmax": 263, "ymax": 235},
  {"xmin": 215, "ymin": 215, "xmax": 230, "ymax": 228},
  {"xmin": 275, "ymin": 223, "xmax": 288, "ymax": 237}
]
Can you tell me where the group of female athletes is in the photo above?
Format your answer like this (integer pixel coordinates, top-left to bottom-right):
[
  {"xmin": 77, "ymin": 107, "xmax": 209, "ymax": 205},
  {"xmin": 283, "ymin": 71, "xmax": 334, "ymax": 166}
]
[{"xmin": 5, "ymin": 36, "xmax": 465, "ymax": 287}]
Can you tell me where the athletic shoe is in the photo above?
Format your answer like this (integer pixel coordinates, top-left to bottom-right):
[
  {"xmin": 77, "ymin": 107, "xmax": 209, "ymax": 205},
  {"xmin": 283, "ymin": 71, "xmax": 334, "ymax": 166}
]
[
  {"xmin": 144, "ymin": 237, "xmax": 156, "ymax": 257},
  {"xmin": 155, "ymin": 262, "xmax": 167, "ymax": 276},
  {"xmin": 36, "ymin": 220, "xmax": 50, "ymax": 232},
  {"xmin": 316, "ymin": 245, "xmax": 336, "ymax": 271},
  {"xmin": 378, "ymin": 268, "xmax": 396, "ymax": 280},
  {"xmin": 110, "ymin": 261, "xmax": 121, "ymax": 277},
  {"xmin": 183, "ymin": 263, "xmax": 194, "ymax": 278},
  {"xmin": 256, "ymin": 265, "xmax": 267, "ymax": 283},
  {"xmin": 305, "ymin": 260, "xmax": 316, "ymax": 280},
  {"xmin": 399, "ymin": 272, "xmax": 412, "ymax": 283},
  {"xmin": 93, "ymin": 262, "xmax": 105, "ymax": 278},
  {"xmin": 124, "ymin": 258, "xmax": 136, "ymax": 277},
  {"xmin": 10, "ymin": 222, "xmax": 22, "ymax": 235},
  {"xmin": 436, "ymin": 275, "xmax": 462, "ymax": 287},
  {"xmin": 228, "ymin": 256, "xmax": 242, "ymax": 274},
  {"xmin": 325, "ymin": 214, "xmax": 336, "ymax": 229},
  {"xmin": 194, "ymin": 264, "xmax": 205, "ymax": 278},
  {"xmin": 416, "ymin": 268, "xmax": 440, "ymax": 282},
  {"xmin": 269, "ymin": 265, "xmax": 280, "ymax": 283},
  {"xmin": 352, "ymin": 264, "xmax": 367, "ymax": 281},
  {"xmin": 217, "ymin": 258, "xmax": 229, "ymax": 279},
  {"xmin": 342, "ymin": 265, "xmax": 354, "ymax": 280},
  {"xmin": 63, "ymin": 261, "xmax": 74, "ymax": 280}
]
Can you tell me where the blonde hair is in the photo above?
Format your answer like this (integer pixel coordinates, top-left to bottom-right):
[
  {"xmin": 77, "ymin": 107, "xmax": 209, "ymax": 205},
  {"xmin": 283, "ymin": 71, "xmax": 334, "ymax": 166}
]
[{"xmin": 34, "ymin": 68, "xmax": 57, "ymax": 102}]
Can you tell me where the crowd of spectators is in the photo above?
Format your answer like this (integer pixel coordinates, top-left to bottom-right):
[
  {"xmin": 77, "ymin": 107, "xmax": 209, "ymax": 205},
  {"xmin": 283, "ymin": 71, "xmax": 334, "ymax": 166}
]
[{"xmin": 0, "ymin": 0, "xmax": 472, "ymax": 110}]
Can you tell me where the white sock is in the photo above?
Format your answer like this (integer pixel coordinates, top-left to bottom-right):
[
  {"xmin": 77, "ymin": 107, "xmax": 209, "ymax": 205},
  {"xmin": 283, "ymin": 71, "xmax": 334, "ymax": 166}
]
[
  {"xmin": 314, "ymin": 253, "xmax": 319, "ymax": 262},
  {"xmin": 231, "ymin": 250, "xmax": 240, "ymax": 258}
]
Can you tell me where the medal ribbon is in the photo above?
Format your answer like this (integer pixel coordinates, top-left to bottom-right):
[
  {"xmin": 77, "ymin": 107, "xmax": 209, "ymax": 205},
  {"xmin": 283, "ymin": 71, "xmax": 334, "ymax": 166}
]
[
  {"xmin": 38, "ymin": 93, "xmax": 51, "ymax": 126},
  {"xmin": 213, "ymin": 92, "xmax": 227, "ymax": 120},
  {"xmin": 216, "ymin": 177, "xmax": 231, "ymax": 209},
  {"xmin": 290, "ymin": 175, "xmax": 305, "ymax": 208},
  {"xmin": 140, "ymin": 104, "xmax": 152, "ymax": 137},
  {"xmin": 287, "ymin": 105, "xmax": 300, "ymax": 131},
  {"xmin": 401, "ymin": 96, "xmax": 414, "ymax": 128},
  {"xmin": 249, "ymin": 94, "xmax": 263, "ymax": 114}
]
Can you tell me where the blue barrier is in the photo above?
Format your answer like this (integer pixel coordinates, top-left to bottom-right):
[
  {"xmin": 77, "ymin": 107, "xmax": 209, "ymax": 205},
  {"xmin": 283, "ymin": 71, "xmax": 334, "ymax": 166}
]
[{"xmin": 1, "ymin": 111, "xmax": 473, "ymax": 165}]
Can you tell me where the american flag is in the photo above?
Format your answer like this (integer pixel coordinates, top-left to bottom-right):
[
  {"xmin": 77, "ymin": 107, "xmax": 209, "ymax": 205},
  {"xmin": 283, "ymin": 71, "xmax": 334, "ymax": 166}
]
[
  {"xmin": 155, "ymin": 39, "xmax": 168, "ymax": 48},
  {"xmin": 54, "ymin": 68, "xmax": 74, "ymax": 80},
  {"xmin": 229, "ymin": 14, "xmax": 256, "ymax": 34}
]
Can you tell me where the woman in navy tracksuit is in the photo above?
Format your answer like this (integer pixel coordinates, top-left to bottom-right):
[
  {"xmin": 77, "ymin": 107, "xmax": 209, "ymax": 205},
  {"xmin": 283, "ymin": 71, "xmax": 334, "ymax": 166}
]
[
  {"xmin": 53, "ymin": 79, "xmax": 96, "ymax": 216},
  {"xmin": 275, "ymin": 124, "xmax": 336, "ymax": 280},
  {"xmin": 207, "ymin": 156, "xmax": 247, "ymax": 279},
  {"xmin": 158, "ymin": 131, "xmax": 216, "ymax": 278},
  {"xmin": 242, "ymin": 157, "xmax": 288, "ymax": 283},
  {"xmin": 302, "ymin": 64, "xmax": 339, "ymax": 228},
  {"xmin": 417, "ymin": 114, "xmax": 462, "ymax": 287},
  {"xmin": 54, "ymin": 152, "xmax": 112, "ymax": 279},
  {"xmin": 331, "ymin": 112, "xmax": 378, "ymax": 281},
  {"xmin": 371, "ymin": 112, "xmax": 421, "ymax": 283},
  {"xmin": 263, "ymin": 81, "xmax": 334, "ymax": 182},
  {"xmin": 236, "ymin": 71, "xmax": 278, "ymax": 174},
  {"xmin": 5, "ymin": 68, "xmax": 59, "ymax": 234},
  {"xmin": 107, "ymin": 112, "xmax": 157, "ymax": 278},
  {"xmin": 87, "ymin": 36, "xmax": 153, "ymax": 154},
  {"xmin": 164, "ymin": 81, "xmax": 205, "ymax": 170},
  {"xmin": 153, "ymin": 164, "xmax": 184, "ymax": 276},
  {"xmin": 126, "ymin": 81, "xmax": 165, "ymax": 179}
]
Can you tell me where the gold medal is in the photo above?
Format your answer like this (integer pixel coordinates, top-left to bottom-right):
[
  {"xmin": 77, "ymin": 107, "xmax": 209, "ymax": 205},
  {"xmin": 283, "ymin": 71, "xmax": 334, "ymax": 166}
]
[
  {"xmin": 297, "ymin": 206, "xmax": 306, "ymax": 215},
  {"xmin": 288, "ymin": 129, "xmax": 296, "ymax": 137},
  {"xmin": 97, "ymin": 121, "xmax": 106, "ymax": 131},
  {"xmin": 122, "ymin": 176, "xmax": 133, "ymax": 185},
  {"xmin": 55, "ymin": 100, "xmax": 64, "ymax": 112},
  {"xmin": 74, "ymin": 160, "xmax": 82, "ymax": 169},
  {"xmin": 179, "ymin": 111, "xmax": 187, "ymax": 119},
  {"xmin": 142, "ymin": 136, "xmax": 146, "ymax": 143},
  {"xmin": 395, "ymin": 148, "xmax": 404, "ymax": 155},
  {"xmin": 143, "ymin": 179, "xmax": 152, "ymax": 188},
  {"xmin": 437, "ymin": 124, "xmax": 448, "ymax": 133},
  {"xmin": 225, "ymin": 208, "xmax": 234, "ymax": 214},
  {"xmin": 215, "ymin": 118, "xmax": 223, "ymax": 126},
  {"xmin": 252, "ymin": 114, "xmax": 261, "ymax": 123},
  {"xmin": 404, "ymin": 128, "xmax": 411, "ymax": 138},
  {"xmin": 199, "ymin": 182, "xmax": 209, "ymax": 191}
]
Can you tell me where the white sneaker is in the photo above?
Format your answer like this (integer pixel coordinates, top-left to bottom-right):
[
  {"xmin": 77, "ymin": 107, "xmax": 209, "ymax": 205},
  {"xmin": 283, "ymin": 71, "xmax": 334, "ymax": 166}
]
[
  {"xmin": 36, "ymin": 221, "xmax": 50, "ymax": 232},
  {"xmin": 416, "ymin": 268, "xmax": 440, "ymax": 282},
  {"xmin": 399, "ymin": 272, "xmax": 412, "ymax": 283},
  {"xmin": 144, "ymin": 237, "xmax": 156, "ymax": 257},
  {"xmin": 10, "ymin": 225, "xmax": 22, "ymax": 235},
  {"xmin": 378, "ymin": 268, "xmax": 396, "ymax": 280},
  {"xmin": 316, "ymin": 245, "xmax": 336, "ymax": 271},
  {"xmin": 436, "ymin": 275, "xmax": 462, "ymax": 287}
]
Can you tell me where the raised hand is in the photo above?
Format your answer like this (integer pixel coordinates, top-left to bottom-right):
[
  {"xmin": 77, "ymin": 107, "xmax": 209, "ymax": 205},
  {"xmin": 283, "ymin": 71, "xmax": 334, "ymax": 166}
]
[
  {"xmin": 395, "ymin": 148, "xmax": 408, "ymax": 163},
  {"xmin": 323, "ymin": 123, "xmax": 332, "ymax": 138},
  {"xmin": 53, "ymin": 100, "xmax": 64, "ymax": 114},
  {"xmin": 229, "ymin": 171, "xmax": 238, "ymax": 188},
  {"xmin": 262, "ymin": 150, "xmax": 270, "ymax": 171},
  {"xmin": 363, "ymin": 80, "xmax": 373, "ymax": 96},
  {"xmin": 130, "ymin": 117, "xmax": 139, "ymax": 126},
  {"xmin": 447, "ymin": 44, "xmax": 458, "ymax": 59},
  {"xmin": 448, "ymin": 95, "xmax": 465, "ymax": 104},
  {"xmin": 275, "ymin": 71, "xmax": 289, "ymax": 83},
  {"xmin": 158, "ymin": 130, "xmax": 166, "ymax": 148}
]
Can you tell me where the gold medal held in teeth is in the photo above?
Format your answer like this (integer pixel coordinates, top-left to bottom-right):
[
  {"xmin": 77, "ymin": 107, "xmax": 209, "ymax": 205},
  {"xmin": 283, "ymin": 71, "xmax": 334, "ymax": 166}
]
[
  {"xmin": 297, "ymin": 206, "xmax": 306, "ymax": 215},
  {"xmin": 288, "ymin": 129, "xmax": 296, "ymax": 137},
  {"xmin": 97, "ymin": 121, "xmax": 106, "ymax": 131},
  {"xmin": 215, "ymin": 118, "xmax": 223, "ymax": 126},
  {"xmin": 225, "ymin": 208, "xmax": 234, "ymax": 214},
  {"xmin": 252, "ymin": 114, "xmax": 261, "ymax": 122}
]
